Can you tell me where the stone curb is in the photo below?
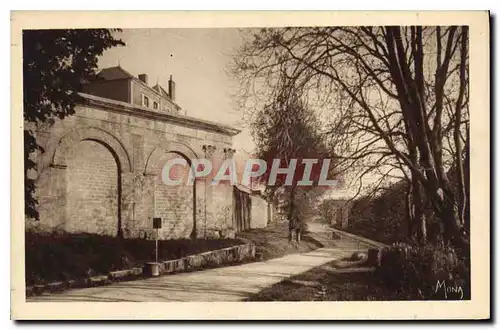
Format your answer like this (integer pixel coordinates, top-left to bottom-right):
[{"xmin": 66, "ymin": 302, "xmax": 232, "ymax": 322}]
[
  {"xmin": 329, "ymin": 228, "xmax": 388, "ymax": 249},
  {"xmin": 108, "ymin": 267, "xmax": 143, "ymax": 281},
  {"xmin": 26, "ymin": 243, "xmax": 255, "ymax": 297}
]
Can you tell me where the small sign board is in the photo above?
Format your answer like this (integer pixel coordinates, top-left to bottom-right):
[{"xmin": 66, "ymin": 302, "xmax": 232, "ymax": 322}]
[
  {"xmin": 153, "ymin": 217, "xmax": 162, "ymax": 229},
  {"xmin": 152, "ymin": 230, "xmax": 159, "ymax": 240}
]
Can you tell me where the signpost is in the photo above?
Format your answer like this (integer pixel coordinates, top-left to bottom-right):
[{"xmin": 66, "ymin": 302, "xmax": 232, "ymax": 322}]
[
  {"xmin": 153, "ymin": 217, "xmax": 161, "ymax": 264},
  {"xmin": 146, "ymin": 179, "xmax": 161, "ymax": 277},
  {"xmin": 146, "ymin": 217, "xmax": 162, "ymax": 277}
]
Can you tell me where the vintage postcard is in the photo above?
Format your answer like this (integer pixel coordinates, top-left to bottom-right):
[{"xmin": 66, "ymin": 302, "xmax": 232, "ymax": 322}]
[{"xmin": 11, "ymin": 11, "xmax": 490, "ymax": 320}]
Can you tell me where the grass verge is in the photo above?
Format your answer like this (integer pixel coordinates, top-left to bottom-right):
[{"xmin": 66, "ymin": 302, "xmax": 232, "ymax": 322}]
[
  {"xmin": 247, "ymin": 258, "xmax": 465, "ymax": 301},
  {"xmin": 25, "ymin": 231, "xmax": 243, "ymax": 286},
  {"xmin": 236, "ymin": 222, "xmax": 326, "ymax": 261},
  {"xmin": 246, "ymin": 260, "xmax": 405, "ymax": 301}
]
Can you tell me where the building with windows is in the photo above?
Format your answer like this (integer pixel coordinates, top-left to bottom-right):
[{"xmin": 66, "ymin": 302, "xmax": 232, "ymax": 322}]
[
  {"xmin": 82, "ymin": 66, "xmax": 181, "ymax": 114},
  {"xmin": 28, "ymin": 66, "xmax": 243, "ymax": 239}
]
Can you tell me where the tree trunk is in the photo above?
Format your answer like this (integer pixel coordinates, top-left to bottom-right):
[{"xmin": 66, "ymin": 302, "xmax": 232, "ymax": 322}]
[
  {"xmin": 405, "ymin": 175, "xmax": 427, "ymax": 244},
  {"xmin": 439, "ymin": 199, "xmax": 467, "ymax": 250},
  {"xmin": 454, "ymin": 26, "xmax": 469, "ymax": 228},
  {"xmin": 464, "ymin": 131, "xmax": 470, "ymax": 235},
  {"xmin": 288, "ymin": 187, "xmax": 296, "ymax": 242},
  {"xmin": 405, "ymin": 181, "xmax": 415, "ymax": 238},
  {"xmin": 412, "ymin": 177, "xmax": 427, "ymax": 243}
]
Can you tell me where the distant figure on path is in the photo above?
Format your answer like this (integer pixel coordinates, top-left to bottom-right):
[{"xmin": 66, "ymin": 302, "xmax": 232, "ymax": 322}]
[{"xmin": 288, "ymin": 204, "xmax": 301, "ymax": 243}]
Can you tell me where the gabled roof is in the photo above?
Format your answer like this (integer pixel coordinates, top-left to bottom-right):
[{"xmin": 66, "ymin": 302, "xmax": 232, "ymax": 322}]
[
  {"xmin": 152, "ymin": 84, "xmax": 170, "ymax": 98},
  {"xmin": 95, "ymin": 66, "xmax": 135, "ymax": 81}
]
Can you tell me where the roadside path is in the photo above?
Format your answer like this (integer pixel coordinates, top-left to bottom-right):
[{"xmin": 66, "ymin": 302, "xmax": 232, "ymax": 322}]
[{"xmin": 28, "ymin": 225, "xmax": 372, "ymax": 302}]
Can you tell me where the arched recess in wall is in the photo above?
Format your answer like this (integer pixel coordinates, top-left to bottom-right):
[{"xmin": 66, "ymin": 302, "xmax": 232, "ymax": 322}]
[
  {"xmin": 52, "ymin": 126, "xmax": 132, "ymax": 173},
  {"xmin": 51, "ymin": 127, "xmax": 132, "ymax": 237},
  {"xmin": 145, "ymin": 141, "xmax": 198, "ymax": 239}
]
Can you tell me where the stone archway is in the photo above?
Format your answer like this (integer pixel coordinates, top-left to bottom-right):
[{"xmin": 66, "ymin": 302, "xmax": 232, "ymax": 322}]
[
  {"xmin": 38, "ymin": 127, "xmax": 132, "ymax": 236},
  {"xmin": 52, "ymin": 126, "xmax": 132, "ymax": 173},
  {"xmin": 144, "ymin": 142, "xmax": 198, "ymax": 239}
]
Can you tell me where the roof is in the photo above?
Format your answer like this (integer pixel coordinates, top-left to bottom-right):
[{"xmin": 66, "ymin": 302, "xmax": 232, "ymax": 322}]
[
  {"xmin": 93, "ymin": 66, "xmax": 180, "ymax": 110},
  {"xmin": 234, "ymin": 184, "xmax": 266, "ymax": 198},
  {"xmin": 152, "ymin": 84, "xmax": 170, "ymax": 98},
  {"xmin": 234, "ymin": 184, "xmax": 252, "ymax": 194},
  {"xmin": 96, "ymin": 66, "xmax": 135, "ymax": 81}
]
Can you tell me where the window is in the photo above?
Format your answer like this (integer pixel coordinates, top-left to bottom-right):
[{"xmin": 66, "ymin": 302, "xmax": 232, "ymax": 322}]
[
  {"xmin": 142, "ymin": 94, "xmax": 149, "ymax": 107},
  {"xmin": 153, "ymin": 101, "xmax": 158, "ymax": 110}
]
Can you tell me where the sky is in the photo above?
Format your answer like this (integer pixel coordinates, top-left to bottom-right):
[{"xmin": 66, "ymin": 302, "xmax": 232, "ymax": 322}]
[
  {"xmin": 98, "ymin": 28, "xmax": 255, "ymax": 153},
  {"xmin": 97, "ymin": 28, "xmax": 362, "ymax": 199}
]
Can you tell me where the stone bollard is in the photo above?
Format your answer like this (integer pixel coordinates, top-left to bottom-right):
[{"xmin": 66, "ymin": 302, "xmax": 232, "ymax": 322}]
[{"xmin": 144, "ymin": 262, "xmax": 160, "ymax": 277}]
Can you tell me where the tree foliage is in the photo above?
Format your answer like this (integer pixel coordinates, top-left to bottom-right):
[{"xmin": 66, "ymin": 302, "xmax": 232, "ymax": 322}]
[
  {"xmin": 233, "ymin": 26, "xmax": 469, "ymax": 248},
  {"xmin": 248, "ymin": 79, "xmax": 335, "ymax": 238},
  {"xmin": 23, "ymin": 29, "xmax": 125, "ymax": 220},
  {"xmin": 252, "ymin": 96, "xmax": 332, "ymax": 187}
]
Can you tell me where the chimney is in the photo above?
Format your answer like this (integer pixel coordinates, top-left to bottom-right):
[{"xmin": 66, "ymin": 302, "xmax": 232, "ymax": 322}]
[
  {"xmin": 138, "ymin": 74, "xmax": 148, "ymax": 85},
  {"xmin": 168, "ymin": 75, "xmax": 176, "ymax": 101}
]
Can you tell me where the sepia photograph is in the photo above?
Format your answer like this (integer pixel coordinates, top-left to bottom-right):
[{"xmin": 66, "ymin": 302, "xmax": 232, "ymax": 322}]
[{"xmin": 10, "ymin": 11, "xmax": 490, "ymax": 320}]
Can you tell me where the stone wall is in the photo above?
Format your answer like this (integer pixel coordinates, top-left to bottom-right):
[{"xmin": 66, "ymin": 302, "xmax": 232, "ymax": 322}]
[
  {"xmin": 66, "ymin": 140, "xmax": 119, "ymax": 235},
  {"xmin": 28, "ymin": 93, "xmax": 240, "ymax": 240},
  {"xmin": 232, "ymin": 186, "xmax": 271, "ymax": 231},
  {"xmin": 250, "ymin": 194, "xmax": 269, "ymax": 229}
]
